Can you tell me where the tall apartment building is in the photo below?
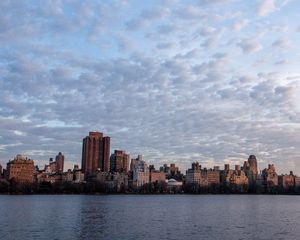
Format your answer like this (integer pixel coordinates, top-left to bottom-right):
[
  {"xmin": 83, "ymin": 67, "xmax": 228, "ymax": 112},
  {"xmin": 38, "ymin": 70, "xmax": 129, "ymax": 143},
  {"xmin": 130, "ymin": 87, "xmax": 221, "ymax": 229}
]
[
  {"xmin": 243, "ymin": 155, "xmax": 258, "ymax": 186},
  {"xmin": 131, "ymin": 155, "xmax": 149, "ymax": 187},
  {"xmin": 81, "ymin": 132, "xmax": 110, "ymax": 175},
  {"xmin": 55, "ymin": 152, "xmax": 64, "ymax": 174},
  {"xmin": 110, "ymin": 150, "xmax": 129, "ymax": 173},
  {"xmin": 6, "ymin": 154, "xmax": 35, "ymax": 183},
  {"xmin": 185, "ymin": 162, "xmax": 202, "ymax": 184}
]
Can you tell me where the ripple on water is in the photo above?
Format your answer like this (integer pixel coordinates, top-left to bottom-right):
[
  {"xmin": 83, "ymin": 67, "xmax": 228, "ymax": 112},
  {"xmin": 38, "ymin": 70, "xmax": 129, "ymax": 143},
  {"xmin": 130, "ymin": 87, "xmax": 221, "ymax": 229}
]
[{"xmin": 1, "ymin": 195, "xmax": 300, "ymax": 240}]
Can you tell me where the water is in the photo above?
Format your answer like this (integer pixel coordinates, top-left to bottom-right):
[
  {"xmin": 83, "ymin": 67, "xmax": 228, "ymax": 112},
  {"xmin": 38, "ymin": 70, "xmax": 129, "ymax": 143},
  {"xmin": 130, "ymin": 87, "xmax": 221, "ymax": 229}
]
[{"xmin": 0, "ymin": 195, "xmax": 299, "ymax": 240}]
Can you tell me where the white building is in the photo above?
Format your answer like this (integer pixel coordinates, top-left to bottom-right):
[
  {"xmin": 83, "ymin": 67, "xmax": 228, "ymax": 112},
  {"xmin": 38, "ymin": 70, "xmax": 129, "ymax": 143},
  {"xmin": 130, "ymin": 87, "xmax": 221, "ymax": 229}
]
[{"xmin": 131, "ymin": 155, "xmax": 149, "ymax": 187}]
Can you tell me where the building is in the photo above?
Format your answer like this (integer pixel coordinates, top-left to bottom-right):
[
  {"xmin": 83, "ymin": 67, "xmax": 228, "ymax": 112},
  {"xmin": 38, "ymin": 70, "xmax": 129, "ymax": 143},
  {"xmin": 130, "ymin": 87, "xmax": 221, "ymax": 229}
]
[
  {"xmin": 36, "ymin": 172, "xmax": 62, "ymax": 184},
  {"xmin": 185, "ymin": 162, "xmax": 220, "ymax": 188},
  {"xmin": 6, "ymin": 154, "xmax": 35, "ymax": 183},
  {"xmin": 81, "ymin": 131, "xmax": 111, "ymax": 175},
  {"xmin": 105, "ymin": 172, "xmax": 128, "ymax": 192},
  {"xmin": 160, "ymin": 163, "xmax": 183, "ymax": 180},
  {"xmin": 0, "ymin": 164, "xmax": 2, "ymax": 178},
  {"xmin": 243, "ymin": 155, "xmax": 258, "ymax": 186},
  {"xmin": 130, "ymin": 155, "xmax": 143, "ymax": 171},
  {"xmin": 72, "ymin": 165, "xmax": 85, "ymax": 183},
  {"xmin": 44, "ymin": 152, "xmax": 64, "ymax": 174},
  {"xmin": 229, "ymin": 165, "xmax": 248, "ymax": 186},
  {"xmin": 55, "ymin": 152, "xmax": 64, "ymax": 174},
  {"xmin": 150, "ymin": 171, "xmax": 166, "ymax": 183},
  {"xmin": 185, "ymin": 162, "xmax": 202, "ymax": 185},
  {"xmin": 295, "ymin": 176, "xmax": 300, "ymax": 188},
  {"xmin": 48, "ymin": 158, "xmax": 57, "ymax": 173},
  {"xmin": 201, "ymin": 168, "xmax": 220, "ymax": 187},
  {"xmin": 62, "ymin": 169, "xmax": 73, "ymax": 182},
  {"xmin": 262, "ymin": 164, "xmax": 278, "ymax": 191},
  {"xmin": 278, "ymin": 171, "xmax": 295, "ymax": 190},
  {"xmin": 131, "ymin": 155, "xmax": 149, "ymax": 188},
  {"xmin": 221, "ymin": 164, "xmax": 248, "ymax": 191},
  {"xmin": 110, "ymin": 150, "xmax": 129, "ymax": 173},
  {"xmin": 166, "ymin": 179, "xmax": 183, "ymax": 192},
  {"xmin": 74, "ymin": 171, "xmax": 85, "ymax": 183}
]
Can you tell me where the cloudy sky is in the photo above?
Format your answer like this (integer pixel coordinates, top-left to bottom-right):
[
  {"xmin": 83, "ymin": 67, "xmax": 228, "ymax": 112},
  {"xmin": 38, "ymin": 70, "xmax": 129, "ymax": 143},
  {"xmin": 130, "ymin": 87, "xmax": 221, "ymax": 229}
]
[{"xmin": 0, "ymin": 0, "xmax": 300, "ymax": 174}]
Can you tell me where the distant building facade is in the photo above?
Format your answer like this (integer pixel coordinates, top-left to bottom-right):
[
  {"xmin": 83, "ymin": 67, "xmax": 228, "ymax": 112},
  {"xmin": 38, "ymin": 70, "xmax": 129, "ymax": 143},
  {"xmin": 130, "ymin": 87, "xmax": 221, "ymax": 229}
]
[
  {"xmin": 262, "ymin": 164, "xmax": 278, "ymax": 191},
  {"xmin": 243, "ymin": 155, "xmax": 258, "ymax": 186},
  {"xmin": 81, "ymin": 131, "xmax": 110, "ymax": 175},
  {"xmin": 185, "ymin": 162, "xmax": 201, "ymax": 185},
  {"xmin": 221, "ymin": 164, "xmax": 248, "ymax": 192},
  {"xmin": 131, "ymin": 155, "xmax": 149, "ymax": 187},
  {"xmin": 110, "ymin": 150, "xmax": 129, "ymax": 173},
  {"xmin": 278, "ymin": 171, "xmax": 295, "ymax": 190},
  {"xmin": 295, "ymin": 176, "xmax": 300, "ymax": 188},
  {"xmin": 185, "ymin": 162, "xmax": 220, "ymax": 188},
  {"xmin": 44, "ymin": 152, "xmax": 64, "ymax": 174},
  {"xmin": 55, "ymin": 152, "xmax": 64, "ymax": 173},
  {"xmin": 160, "ymin": 163, "xmax": 183, "ymax": 180},
  {"xmin": 150, "ymin": 171, "xmax": 166, "ymax": 183},
  {"xmin": 6, "ymin": 154, "xmax": 35, "ymax": 183}
]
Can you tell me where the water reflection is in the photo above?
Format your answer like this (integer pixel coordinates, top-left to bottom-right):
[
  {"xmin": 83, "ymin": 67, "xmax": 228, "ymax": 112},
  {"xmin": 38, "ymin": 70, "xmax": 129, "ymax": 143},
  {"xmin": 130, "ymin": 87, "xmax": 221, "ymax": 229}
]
[{"xmin": 1, "ymin": 195, "xmax": 300, "ymax": 240}]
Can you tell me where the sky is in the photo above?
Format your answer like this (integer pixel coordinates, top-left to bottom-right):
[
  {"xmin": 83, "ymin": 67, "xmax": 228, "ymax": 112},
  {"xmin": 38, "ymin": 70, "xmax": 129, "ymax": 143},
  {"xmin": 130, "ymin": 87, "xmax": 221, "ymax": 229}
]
[{"xmin": 0, "ymin": 0, "xmax": 300, "ymax": 174}]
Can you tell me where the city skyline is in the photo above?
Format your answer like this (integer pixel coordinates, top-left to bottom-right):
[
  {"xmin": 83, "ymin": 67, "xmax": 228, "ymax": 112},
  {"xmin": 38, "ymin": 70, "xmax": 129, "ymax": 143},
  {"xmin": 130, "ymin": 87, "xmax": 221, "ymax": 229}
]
[
  {"xmin": 0, "ymin": 131, "xmax": 298, "ymax": 176},
  {"xmin": 1, "ymin": 1, "xmax": 300, "ymax": 174}
]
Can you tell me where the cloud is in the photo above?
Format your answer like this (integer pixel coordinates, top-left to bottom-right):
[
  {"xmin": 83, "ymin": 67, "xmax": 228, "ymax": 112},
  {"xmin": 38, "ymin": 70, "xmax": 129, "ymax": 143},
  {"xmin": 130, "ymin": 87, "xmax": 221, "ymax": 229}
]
[
  {"xmin": 233, "ymin": 19, "xmax": 249, "ymax": 31},
  {"xmin": 126, "ymin": 7, "xmax": 168, "ymax": 30},
  {"xmin": 238, "ymin": 38, "xmax": 263, "ymax": 53},
  {"xmin": 271, "ymin": 38, "xmax": 291, "ymax": 49},
  {"xmin": 257, "ymin": 0, "xmax": 276, "ymax": 16},
  {"xmin": 199, "ymin": 0, "xmax": 233, "ymax": 5},
  {"xmin": 0, "ymin": 0, "xmax": 300, "ymax": 175}
]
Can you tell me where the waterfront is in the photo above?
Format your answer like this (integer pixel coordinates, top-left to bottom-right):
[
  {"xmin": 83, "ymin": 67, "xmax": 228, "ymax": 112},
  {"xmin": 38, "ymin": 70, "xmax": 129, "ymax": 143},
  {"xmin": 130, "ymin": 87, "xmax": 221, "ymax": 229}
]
[{"xmin": 0, "ymin": 195, "xmax": 299, "ymax": 240}]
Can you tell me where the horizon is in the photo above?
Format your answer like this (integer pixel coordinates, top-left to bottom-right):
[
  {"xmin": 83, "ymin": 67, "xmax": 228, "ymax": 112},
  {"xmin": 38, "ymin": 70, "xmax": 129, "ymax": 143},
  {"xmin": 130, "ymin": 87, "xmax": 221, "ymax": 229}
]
[
  {"xmin": 1, "ymin": 134, "xmax": 296, "ymax": 176},
  {"xmin": 1, "ymin": 0, "xmax": 300, "ymax": 175}
]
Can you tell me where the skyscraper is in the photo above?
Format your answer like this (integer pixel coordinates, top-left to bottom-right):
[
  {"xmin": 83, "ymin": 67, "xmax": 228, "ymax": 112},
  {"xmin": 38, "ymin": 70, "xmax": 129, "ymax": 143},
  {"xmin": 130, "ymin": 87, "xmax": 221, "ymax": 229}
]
[
  {"xmin": 55, "ymin": 152, "xmax": 64, "ymax": 174},
  {"xmin": 243, "ymin": 155, "xmax": 258, "ymax": 186},
  {"xmin": 81, "ymin": 132, "xmax": 110, "ymax": 175},
  {"xmin": 248, "ymin": 155, "xmax": 258, "ymax": 175}
]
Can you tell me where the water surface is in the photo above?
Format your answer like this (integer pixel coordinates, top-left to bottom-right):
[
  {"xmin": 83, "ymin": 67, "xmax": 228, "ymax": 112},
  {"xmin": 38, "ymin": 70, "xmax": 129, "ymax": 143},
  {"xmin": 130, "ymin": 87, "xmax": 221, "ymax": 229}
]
[{"xmin": 0, "ymin": 195, "xmax": 299, "ymax": 240}]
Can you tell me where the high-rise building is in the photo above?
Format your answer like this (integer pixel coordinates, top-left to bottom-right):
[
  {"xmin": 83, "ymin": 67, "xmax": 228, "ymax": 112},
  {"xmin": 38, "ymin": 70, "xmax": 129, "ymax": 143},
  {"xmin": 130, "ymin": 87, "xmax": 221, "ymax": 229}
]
[
  {"xmin": 110, "ymin": 150, "xmax": 129, "ymax": 173},
  {"xmin": 81, "ymin": 131, "xmax": 111, "ymax": 175},
  {"xmin": 6, "ymin": 154, "xmax": 35, "ymax": 183},
  {"xmin": 55, "ymin": 152, "xmax": 64, "ymax": 174},
  {"xmin": 130, "ymin": 155, "xmax": 149, "ymax": 187},
  {"xmin": 243, "ymin": 155, "xmax": 258, "ymax": 186}
]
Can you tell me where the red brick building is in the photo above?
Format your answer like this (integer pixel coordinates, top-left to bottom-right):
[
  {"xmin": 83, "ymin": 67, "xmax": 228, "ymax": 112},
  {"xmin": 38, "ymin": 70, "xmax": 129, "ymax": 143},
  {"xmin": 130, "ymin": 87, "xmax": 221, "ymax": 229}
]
[
  {"xmin": 6, "ymin": 154, "xmax": 35, "ymax": 183},
  {"xmin": 81, "ymin": 132, "xmax": 110, "ymax": 174}
]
